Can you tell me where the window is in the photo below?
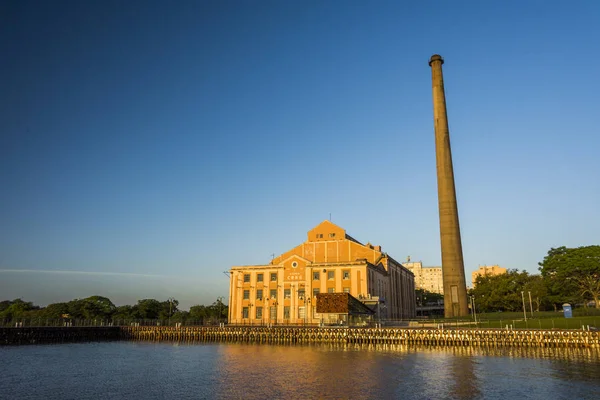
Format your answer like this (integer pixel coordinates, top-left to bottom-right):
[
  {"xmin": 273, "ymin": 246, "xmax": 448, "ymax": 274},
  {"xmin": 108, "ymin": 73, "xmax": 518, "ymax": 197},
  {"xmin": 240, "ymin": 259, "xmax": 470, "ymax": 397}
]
[
  {"xmin": 298, "ymin": 306, "xmax": 306, "ymax": 319},
  {"xmin": 242, "ymin": 307, "xmax": 249, "ymax": 319},
  {"xmin": 316, "ymin": 233, "xmax": 323, "ymax": 238},
  {"xmin": 291, "ymin": 261, "xmax": 298, "ymax": 268},
  {"xmin": 270, "ymin": 306, "xmax": 277, "ymax": 319},
  {"xmin": 270, "ymin": 289, "xmax": 277, "ymax": 299},
  {"xmin": 313, "ymin": 288, "xmax": 320, "ymax": 297},
  {"xmin": 329, "ymin": 233, "xmax": 336, "ymax": 238},
  {"xmin": 256, "ymin": 289, "xmax": 263, "ymax": 300},
  {"xmin": 298, "ymin": 289, "xmax": 305, "ymax": 298},
  {"xmin": 328, "ymin": 287, "xmax": 334, "ymax": 293},
  {"xmin": 243, "ymin": 290, "xmax": 250, "ymax": 300},
  {"xmin": 284, "ymin": 306, "xmax": 290, "ymax": 319},
  {"xmin": 343, "ymin": 270, "xmax": 350, "ymax": 280},
  {"xmin": 243, "ymin": 274, "xmax": 250, "ymax": 283},
  {"xmin": 343, "ymin": 287, "xmax": 350, "ymax": 293},
  {"xmin": 256, "ymin": 307, "xmax": 262, "ymax": 319},
  {"xmin": 313, "ymin": 271, "xmax": 320, "ymax": 280},
  {"xmin": 284, "ymin": 289, "xmax": 291, "ymax": 299},
  {"xmin": 270, "ymin": 273, "xmax": 277, "ymax": 282},
  {"xmin": 328, "ymin": 271, "xmax": 335, "ymax": 280},
  {"xmin": 257, "ymin": 273, "xmax": 264, "ymax": 282}
]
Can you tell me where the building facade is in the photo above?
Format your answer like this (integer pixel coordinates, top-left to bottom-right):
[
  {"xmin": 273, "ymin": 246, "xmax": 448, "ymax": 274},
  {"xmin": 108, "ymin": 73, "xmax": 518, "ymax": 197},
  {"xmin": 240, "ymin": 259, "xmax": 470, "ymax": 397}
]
[
  {"xmin": 471, "ymin": 265, "xmax": 507, "ymax": 287},
  {"xmin": 403, "ymin": 261, "xmax": 444, "ymax": 295},
  {"xmin": 228, "ymin": 221, "xmax": 416, "ymax": 324}
]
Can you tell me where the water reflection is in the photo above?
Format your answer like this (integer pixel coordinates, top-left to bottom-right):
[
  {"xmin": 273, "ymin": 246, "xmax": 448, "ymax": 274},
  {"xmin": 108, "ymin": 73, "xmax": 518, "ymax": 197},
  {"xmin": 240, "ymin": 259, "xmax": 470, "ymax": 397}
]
[
  {"xmin": 449, "ymin": 351, "xmax": 480, "ymax": 400},
  {"xmin": 0, "ymin": 343, "xmax": 598, "ymax": 400},
  {"xmin": 213, "ymin": 344, "xmax": 599, "ymax": 400},
  {"xmin": 334, "ymin": 343, "xmax": 600, "ymax": 362}
]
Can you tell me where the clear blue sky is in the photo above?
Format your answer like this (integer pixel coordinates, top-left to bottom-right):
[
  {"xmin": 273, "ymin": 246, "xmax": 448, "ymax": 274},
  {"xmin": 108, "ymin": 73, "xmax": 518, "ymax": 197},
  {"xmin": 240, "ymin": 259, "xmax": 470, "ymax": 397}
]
[{"xmin": 1, "ymin": 1, "xmax": 599, "ymax": 310}]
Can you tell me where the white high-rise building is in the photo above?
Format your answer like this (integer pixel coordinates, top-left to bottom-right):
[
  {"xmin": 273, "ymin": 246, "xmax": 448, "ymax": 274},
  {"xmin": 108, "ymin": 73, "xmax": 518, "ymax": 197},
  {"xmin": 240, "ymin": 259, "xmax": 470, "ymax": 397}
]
[{"xmin": 402, "ymin": 260, "xmax": 444, "ymax": 294}]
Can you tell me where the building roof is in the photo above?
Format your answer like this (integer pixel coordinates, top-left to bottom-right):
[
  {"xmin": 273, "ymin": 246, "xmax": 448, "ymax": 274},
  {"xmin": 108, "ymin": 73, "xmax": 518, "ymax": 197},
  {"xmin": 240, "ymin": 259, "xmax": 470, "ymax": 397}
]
[
  {"xmin": 231, "ymin": 220, "xmax": 412, "ymax": 275},
  {"xmin": 316, "ymin": 293, "xmax": 375, "ymax": 315}
]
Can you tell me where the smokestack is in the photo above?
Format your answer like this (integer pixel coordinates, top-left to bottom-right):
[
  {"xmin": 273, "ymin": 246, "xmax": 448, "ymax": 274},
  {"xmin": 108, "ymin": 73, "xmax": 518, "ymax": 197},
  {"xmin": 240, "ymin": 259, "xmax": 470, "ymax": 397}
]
[{"xmin": 429, "ymin": 54, "xmax": 469, "ymax": 318}]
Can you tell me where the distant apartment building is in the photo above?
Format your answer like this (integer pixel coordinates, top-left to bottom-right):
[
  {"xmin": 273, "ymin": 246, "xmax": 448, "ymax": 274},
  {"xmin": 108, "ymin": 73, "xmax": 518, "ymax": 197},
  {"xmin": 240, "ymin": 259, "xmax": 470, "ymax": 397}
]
[
  {"xmin": 471, "ymin": 265, "xmax": 507, "ymax": 287},
  {"xmin": 402, "ymin": 260, "xmax": 444, "ymax": 295}
]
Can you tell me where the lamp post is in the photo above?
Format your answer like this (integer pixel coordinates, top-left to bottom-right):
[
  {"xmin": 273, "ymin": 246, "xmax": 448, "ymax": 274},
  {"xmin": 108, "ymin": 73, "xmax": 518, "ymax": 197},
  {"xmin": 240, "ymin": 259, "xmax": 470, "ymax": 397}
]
[
  {"xmin": 528, "ymin": 291, "xmax": 534, "ymax": 317},
  {"xmin": 168, "ymin": 297, "xmax": 175, "ymax": 326},
  {"xmin": 291, "ymin": 283, "xmax": 295, "ymax": 324},
  {"xmin": 303, "ymin": 297, "xmax": 311, "ymax": 325},
  {"xmin": 521, "ymin": 291, "xmax": 527, "ymax": 322},
  {"xmin": 217, "ymin": 296, "xmax": 224, "ymax": 326},
  {"xmin": 470, "ymin": 296, "xmax": 477, "ymax": 324},
  {"xmin": 263, "ymin": 297, "xmax": 269, "ymax": 326}
]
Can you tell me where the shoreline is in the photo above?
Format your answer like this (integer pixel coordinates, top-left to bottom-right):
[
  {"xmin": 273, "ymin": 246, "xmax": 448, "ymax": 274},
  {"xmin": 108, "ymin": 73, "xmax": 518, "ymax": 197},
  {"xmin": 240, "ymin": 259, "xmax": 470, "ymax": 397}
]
[{"xmin": 1, "ymin": 326, "xmax": 598, "ymax": 348}]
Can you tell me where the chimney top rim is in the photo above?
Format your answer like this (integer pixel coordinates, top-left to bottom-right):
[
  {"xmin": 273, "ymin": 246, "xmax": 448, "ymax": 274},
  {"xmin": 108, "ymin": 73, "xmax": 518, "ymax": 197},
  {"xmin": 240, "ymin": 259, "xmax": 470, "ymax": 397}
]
[{"xmin": 429, "ymin": 54, "xmax": 444, "ymax": 66}]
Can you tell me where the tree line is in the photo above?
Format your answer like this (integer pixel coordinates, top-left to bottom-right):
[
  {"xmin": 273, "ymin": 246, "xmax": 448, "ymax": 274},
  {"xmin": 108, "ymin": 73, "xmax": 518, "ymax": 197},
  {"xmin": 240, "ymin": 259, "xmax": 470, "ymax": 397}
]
[
  {"xmin": 2, "ymin": 246, "xmax": 597, "ymax": 322},
  {"xmin": 470, "ymin": 246, "xmax": 600, "ymax": 312},
  {"xmin": 0, "ymin": 296, "xmax": 228, "ymax": 325}
]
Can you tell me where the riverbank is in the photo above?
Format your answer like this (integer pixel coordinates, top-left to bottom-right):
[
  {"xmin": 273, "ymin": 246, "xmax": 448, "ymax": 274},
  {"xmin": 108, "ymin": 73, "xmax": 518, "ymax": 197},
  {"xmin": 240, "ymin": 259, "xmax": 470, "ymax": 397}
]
[
  {"xmin": 1, "ymin": 326, "xmax": 599, "ymax": 348},
  {"xmin": 0, "ymin": 326, "xmax": 120, "ymax": 345}
]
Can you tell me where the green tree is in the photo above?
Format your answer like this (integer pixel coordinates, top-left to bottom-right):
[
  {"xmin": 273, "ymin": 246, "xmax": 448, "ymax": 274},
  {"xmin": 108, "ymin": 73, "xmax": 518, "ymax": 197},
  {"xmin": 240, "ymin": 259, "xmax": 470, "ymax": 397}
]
[
  {"xmin": 539, "ymin": 246, "xmax": 600, "ymax": 309},
  {"xmin": 82, "ymin": 296, "xmax": 116, "ymax": 319},
  {"xmin": 0, "ymin": 296, "xmax": 232, "ymax": 325},
  {"xmin": 112, "ymin": 305, "xmax": 137, "ymax": 320},
  {"xmin": 0, "ymin": 299, "xmax": 39, "ymax": 320},
  {"xmin": 189, "ymin": 305, "xmax": 208, "ymax": 323},
  {"xmin": 187, "ymin": 300, "xmax": 228, "ymax": 324},
  {"xmin": 158, "ymin": 299, "xmax": 179, "ymax": 321},
  {"xmin": 415, "ymin": 289, "xmax": 443, "ymax": 306},
  {"xmin": 170, "ymin": 310, "xmax": 189, "ymax": 323},
  {"xmin": 0, "ymin": 300, "xmax": 12, "ymax": 313},
  {"xmin": 470, "ymin": 270, "xmax": 532, "ymax": 312},
  {"xmin": 136, "ymin": 299, "xmax": 163, "ymax": 319},
  {"xmin": 65, "ymin": 296, "xmax": 116, "ymax": 320},
  {"xmin": 523, "ymin": 275, "xmax": 550, "ymax": 312},
  {"xmin": 39, "ymin": 302, "xmax": 70, "ymax": 319},
  {"xmin": 208, "ymin": 298, "xmax": 228, "ymax": 321}
]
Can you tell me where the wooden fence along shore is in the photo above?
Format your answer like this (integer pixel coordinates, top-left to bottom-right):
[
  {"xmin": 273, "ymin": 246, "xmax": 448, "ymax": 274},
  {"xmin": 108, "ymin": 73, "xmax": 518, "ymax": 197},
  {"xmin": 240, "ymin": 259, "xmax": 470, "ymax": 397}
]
[{"xmin": 1, "ymin": 326, "xmax": 599, "ymax": 348}]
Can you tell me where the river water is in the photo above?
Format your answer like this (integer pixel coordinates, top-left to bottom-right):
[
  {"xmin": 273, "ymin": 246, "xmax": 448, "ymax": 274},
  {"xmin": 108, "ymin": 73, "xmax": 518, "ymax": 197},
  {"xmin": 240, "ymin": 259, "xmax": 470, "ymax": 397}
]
[{"xmin": 1, "ymin": 342, "xmax": 598, "ymax": 399}]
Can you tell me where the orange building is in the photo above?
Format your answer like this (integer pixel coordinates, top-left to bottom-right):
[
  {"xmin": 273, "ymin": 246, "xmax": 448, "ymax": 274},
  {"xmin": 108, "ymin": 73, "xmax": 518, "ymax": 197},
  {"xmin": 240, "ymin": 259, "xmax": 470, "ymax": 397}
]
[
  {"xmin": 228, "ymin": 221, "xmax": 416, "ymax": 324},
  {"xmin": 471, "ymin": 265, "xmax": 507, "ymax": 287}
]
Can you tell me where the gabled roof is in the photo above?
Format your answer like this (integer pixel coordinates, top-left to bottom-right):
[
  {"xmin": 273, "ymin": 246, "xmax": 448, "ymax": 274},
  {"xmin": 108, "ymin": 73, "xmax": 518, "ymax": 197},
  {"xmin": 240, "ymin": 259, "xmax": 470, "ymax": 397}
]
[
  {"xmin": 307, "ymin": 220, "xmax": 345, "ymax": 241},
  {"xmin": 307, "ymin": 220, "xmax": 364, "ymax": 245},
  {"xmin": 269, "ymin": 220, "xmax": 388, "ymax": 266}
]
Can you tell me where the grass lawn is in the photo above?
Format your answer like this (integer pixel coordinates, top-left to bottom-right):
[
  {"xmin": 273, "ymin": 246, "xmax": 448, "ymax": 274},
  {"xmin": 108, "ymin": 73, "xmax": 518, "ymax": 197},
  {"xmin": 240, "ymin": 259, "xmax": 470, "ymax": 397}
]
[
  {"xmin": 471, "ymin": 315, "xmax": 599, "ymax": 330},
  {"xmin": 415, "ymin": 309, "xmax": 600, "ymax": 330},
  {"xmin": 423, "ymin": 310, "xmax": 600, "ymax": 330}
]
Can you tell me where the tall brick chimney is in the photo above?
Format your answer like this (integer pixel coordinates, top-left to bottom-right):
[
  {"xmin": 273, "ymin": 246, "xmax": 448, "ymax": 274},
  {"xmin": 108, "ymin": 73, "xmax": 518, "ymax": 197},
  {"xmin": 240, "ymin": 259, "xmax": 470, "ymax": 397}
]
[{"xmin": 429, "ymin": 54, "xmax": 469, "ymax": 318}]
